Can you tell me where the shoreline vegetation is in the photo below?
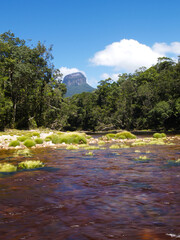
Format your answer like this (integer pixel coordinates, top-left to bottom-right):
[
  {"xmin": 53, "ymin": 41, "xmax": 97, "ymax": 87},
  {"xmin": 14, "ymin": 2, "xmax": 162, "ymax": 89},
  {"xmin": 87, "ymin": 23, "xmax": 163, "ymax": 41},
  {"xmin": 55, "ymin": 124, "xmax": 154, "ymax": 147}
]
[
  {"xmin": 0, "ymin": 32, "xmax": 180, "ymax": 132},
  {"xmin": 0, "ymin": 129, "xmax": 179, "ymax": 150}
]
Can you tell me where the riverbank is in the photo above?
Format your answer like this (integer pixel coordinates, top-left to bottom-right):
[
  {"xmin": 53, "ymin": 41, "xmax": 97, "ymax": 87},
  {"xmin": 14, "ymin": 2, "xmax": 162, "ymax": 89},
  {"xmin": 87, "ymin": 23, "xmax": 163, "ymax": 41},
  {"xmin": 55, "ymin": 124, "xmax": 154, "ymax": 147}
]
[{"xmin": 0, "ymin": 129, "xmax": 179, "ymax": 150}]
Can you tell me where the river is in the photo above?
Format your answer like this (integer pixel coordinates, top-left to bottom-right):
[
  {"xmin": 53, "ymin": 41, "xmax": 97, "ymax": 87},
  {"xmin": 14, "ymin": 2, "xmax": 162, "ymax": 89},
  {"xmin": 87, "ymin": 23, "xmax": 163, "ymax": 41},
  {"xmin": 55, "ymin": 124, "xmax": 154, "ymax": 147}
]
[{"xmin": 0, "ymin": 136, "xmax": 180, "ymax": 239}]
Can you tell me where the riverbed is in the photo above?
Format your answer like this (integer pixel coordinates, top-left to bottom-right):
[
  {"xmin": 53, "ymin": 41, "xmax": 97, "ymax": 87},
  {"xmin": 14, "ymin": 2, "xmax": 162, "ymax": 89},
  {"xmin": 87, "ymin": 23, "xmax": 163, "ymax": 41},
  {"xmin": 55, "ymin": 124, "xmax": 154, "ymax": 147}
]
[{"xmin": 0, "ymin": 136, "xmax": 180, "ymax": 240}]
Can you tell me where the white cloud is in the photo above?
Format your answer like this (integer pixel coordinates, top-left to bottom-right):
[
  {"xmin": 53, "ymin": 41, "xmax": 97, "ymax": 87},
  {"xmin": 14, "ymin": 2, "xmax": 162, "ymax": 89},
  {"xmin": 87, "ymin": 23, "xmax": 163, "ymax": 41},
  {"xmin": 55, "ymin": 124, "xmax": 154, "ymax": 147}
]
[
  {"xmin": 90, "ymin": 39, "xmax": 180, "ymax": 72},
  {"xmin": 101, "ymin": 73, "xmax": 119, "ymax": 81},
  {"xmin": 59, "ymin": 66, "xmax": 86, "ymax": 79},
  {"xmin": 152, "ymin": 42, "xmax": 180, "ymax": 55}
]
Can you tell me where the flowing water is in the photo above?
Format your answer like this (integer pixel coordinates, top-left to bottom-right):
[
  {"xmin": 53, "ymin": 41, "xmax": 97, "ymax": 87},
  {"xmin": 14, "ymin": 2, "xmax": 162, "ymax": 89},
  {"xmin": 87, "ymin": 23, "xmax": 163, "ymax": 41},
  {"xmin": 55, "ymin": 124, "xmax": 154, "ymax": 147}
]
[{"xmin": 0, "ymin": 137, "xmax": 180, "ymax": 240}]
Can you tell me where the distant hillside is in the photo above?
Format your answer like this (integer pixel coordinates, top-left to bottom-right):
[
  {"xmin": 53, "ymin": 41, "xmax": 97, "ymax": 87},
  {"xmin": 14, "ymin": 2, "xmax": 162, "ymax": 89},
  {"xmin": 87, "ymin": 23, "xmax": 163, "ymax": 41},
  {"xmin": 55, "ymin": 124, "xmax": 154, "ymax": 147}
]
[{"xmin": 63, "ymin": 72, "xmax": 95, "ymax": 97}]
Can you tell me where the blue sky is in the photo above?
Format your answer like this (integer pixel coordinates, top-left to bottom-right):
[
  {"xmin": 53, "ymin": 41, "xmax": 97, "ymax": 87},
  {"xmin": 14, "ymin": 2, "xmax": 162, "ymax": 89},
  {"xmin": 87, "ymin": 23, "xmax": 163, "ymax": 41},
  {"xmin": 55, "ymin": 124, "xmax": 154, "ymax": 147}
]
[{"xmin": 1, "ymin": 0, "xmax": 180, "ymax": 87}]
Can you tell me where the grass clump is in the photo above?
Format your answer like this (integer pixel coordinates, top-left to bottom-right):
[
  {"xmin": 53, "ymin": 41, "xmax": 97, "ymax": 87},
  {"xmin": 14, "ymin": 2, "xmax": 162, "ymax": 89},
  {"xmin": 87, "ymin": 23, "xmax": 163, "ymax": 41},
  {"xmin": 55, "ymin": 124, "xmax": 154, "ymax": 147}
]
[
  {"xmin": 85, "ymin": 151, "xmax": 93, "ymax": 156},
  {"xmin": 35, "ymin": 138, "xmax": 43, "ymax": 144},
  {"xmin": 17, "ymin": 135, "xmax": 29, "ymax": 142},
  {"xmin": 66, "ymin": 145, "xmax": 79, "ymax": 150},
  {"xmin": 116, "ymin": 131, "xmax": 136, "ymax": 139},
  {"xmin": 105, "ymin": 131, "xmax": 136, "ymax": 140},
  {"xmin": 135, "ymin": 150, "xmax": 141, "ymax": 153},
  {"xmin": 9, "ymin": 140, "xmax": 20, "ymax": 147},
  {"xmin": 134, "ymin": 155, "xmax": 149, "ymax": 161},
  {"xmin": 84, "ymin": 146, "xmax": 100, "ymax": 150},
  {"xmin": 148, "ymin": 139, "xmax": 165, "ymax": 145},
  {"xmin": 153, "ymin": 133, "xmax": 166, "ymax": 138},
  {"xmin": 0, "ymin": 163, "xmax": 17, "ymax": 172},
  {"xmin": 15, "ymin": 149, "xmax": 32, "ymax": 157},
  {"xmin": 105, "ymin": 133, "xmax": 116, "ymax": 140},
  {"xmin": 18, "ymin": 160, "xmax": 44, "ymax": 169},
  {"xmin": 23, "ymin": 139, "xmax": 36, "ymax": 148},
  {"xmin": 48, "ymin": 132, "xmax": 88, "ymax": 145},
  {"xmin": 98, "ymin": 140, "xmax": 106, "ymax": 145}
]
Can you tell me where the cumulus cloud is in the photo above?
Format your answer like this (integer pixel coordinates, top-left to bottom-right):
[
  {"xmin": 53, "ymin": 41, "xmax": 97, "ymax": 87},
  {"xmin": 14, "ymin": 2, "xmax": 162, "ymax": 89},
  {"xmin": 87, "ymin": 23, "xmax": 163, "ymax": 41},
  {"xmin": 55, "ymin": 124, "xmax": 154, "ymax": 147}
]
[
  {"xmin": 152, "ymin": 42, "xmax": 180, "ymax": 55},
  {"xmin": 60, "ymin": 66, "xmax": 86, "ymax": 79},
  {"xmin": 90, "ymin": 39, "xmax": 180, "ymax": 72}
]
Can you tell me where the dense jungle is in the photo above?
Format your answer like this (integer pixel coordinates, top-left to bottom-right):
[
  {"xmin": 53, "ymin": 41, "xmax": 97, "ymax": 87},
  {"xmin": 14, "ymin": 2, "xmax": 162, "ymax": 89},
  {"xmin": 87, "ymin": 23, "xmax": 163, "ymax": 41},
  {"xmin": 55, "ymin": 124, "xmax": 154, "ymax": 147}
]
[{"xmin": 0, "ymin": 31, "xmax": 180, "ymax": 132}]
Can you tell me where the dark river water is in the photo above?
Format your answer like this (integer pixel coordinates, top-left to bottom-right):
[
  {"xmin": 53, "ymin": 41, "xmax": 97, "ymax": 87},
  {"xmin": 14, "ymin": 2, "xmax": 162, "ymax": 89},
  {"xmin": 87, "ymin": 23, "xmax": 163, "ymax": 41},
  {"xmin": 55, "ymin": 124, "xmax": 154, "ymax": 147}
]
[{"xmin": 0, "ymin": 137, "xmax": 180, "ymax": 240}]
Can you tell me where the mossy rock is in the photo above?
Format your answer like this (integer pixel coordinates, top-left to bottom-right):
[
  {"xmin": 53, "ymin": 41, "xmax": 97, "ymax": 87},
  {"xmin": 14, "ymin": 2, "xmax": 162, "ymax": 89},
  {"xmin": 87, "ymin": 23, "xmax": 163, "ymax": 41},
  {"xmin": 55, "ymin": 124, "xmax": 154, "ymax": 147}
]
[
  {"xmin": 9, "ymin": 140, "xmax": 20, "ymax": 147},
  {"xmin": 0, "ymin": 163, "xmax": 17, "ymax": 172},
  {"xmin": 23, "ymin": 139, "xmax": 36, "ymax": 148}
]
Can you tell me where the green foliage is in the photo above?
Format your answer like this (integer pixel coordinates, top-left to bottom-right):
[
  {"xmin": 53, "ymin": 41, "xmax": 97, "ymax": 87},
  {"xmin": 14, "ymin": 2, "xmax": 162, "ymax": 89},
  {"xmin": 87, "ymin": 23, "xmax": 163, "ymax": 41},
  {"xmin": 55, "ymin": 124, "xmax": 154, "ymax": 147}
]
[
  {"xmin": 0, "ymin": 31, "xmax": 179, "ymax": 131},
  {"xmin": 105, "ymin": 133, "xmax": 116, "ymax": 139},
  {"xmin": 116, "ymin": 131, "xmax": 136, "ymax": 139},
  {"xmin": 18, "ymin": 160, "xmax": 44, "ymax": 169},
  {"xmin": 85, "ymin": 151, "xmax": 93, "ymax": 156},
  {"xmin": 23, "ymin": 139, "xmax": 36, "ymax": 148},
  {"xmin": 66, "ymin": 145, "xmax": 79, "ymax": 150},
  {"xmin": 0, "ymin": 163, "xmax": 17, "ymax": 172},
  {"xmin": 153, "ymin": 133, "xmax": 166, "ymax": 138},
  {"xmin": 9, "ymin": 140, "xmax": 20, "ymax": 147},
  {"xmin": 17, "ymin": 135, "xmax": 29, "ymax": 142},
  {"xmin": 15, "ymin": 149, "xmax": 32, "ymax": 157},
  {"xmin": 48, "ymin": 132, "xmax": 87, "ymax": 144},
  {"xmin": 35, "ymin": 138, "xmax": 43, "ymax": 144},
  {"xmin": 106, "ymin": 131, "xmax": 136, "ymax": 140}
]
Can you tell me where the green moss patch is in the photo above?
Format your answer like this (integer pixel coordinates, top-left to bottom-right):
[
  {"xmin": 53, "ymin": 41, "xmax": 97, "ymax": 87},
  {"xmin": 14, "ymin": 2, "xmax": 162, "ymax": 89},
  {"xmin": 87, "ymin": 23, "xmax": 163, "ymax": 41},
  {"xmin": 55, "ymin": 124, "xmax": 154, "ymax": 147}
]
[
  {"xmin": 0, "ymin": 163, "xmax": 17, "ymax": 172},
  {"xmin": 23, "ymin": 139, "xmax": 36, "ymax": 148},
  {"xmin": 35, "ymin": 138, "xmax": 43, "ymax": 144},
  {"xmin": 9, "ymin": 140, "xmax": 20, "ymax": 147},
  {"xmin": 18, "ymin": 160, "xmax": 44, "ymax": 169},
  {"xmin": 105, "ymin": 131, "xmax": 136, "ymax": 140},
  {"xmin": 153, "ymin": 133, "xmax": 166, "ymax": 138}
]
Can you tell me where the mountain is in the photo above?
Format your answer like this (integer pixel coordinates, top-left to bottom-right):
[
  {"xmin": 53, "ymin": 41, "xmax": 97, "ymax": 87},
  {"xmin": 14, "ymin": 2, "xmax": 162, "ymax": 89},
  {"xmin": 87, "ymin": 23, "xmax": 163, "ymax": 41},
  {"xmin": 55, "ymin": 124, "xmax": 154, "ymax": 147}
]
[{"xmin": 63, "ymin": 72, "xmax": 95, "ymax": 97}]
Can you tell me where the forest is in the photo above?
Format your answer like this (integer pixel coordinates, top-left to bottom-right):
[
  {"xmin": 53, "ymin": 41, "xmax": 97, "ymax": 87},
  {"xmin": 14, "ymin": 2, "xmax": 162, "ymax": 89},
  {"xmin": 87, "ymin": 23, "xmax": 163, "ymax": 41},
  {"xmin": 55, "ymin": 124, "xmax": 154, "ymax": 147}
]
[{"xmin": 0, "ymin": 31, "xmax": 180, "ymax": 131}]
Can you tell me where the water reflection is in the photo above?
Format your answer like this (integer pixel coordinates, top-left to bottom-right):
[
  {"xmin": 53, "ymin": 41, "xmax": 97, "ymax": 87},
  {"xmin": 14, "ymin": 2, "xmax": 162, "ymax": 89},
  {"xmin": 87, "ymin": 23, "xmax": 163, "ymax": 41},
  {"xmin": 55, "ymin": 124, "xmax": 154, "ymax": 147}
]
[{"xmin": 0, "ymin": 139, "xmax": 180, "ymax": 240}]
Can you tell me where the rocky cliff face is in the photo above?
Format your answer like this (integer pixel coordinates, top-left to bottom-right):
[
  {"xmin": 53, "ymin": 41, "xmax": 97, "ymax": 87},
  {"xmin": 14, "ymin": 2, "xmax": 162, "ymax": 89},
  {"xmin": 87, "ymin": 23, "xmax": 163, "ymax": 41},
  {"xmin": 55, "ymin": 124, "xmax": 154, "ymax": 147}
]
[
  {"xmin": 63, "ymin": 72, "xmax": 86, "ymax": 86},
  {"xmin": 63, "ymin": 72, "xmax": 95, "ymax": 97}
]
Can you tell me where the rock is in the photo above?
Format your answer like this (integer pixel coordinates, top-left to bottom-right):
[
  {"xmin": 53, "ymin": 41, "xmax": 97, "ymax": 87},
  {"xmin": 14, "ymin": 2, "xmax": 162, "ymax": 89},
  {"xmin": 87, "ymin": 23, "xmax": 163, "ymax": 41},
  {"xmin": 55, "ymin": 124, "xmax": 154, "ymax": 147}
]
[
  {"xmin": 63, "ymin": 72, "xmax": 86, "ymax": 86},
  {"xmin": 63, "ymin": 72, "xmax": 95, "ymax": 97}
]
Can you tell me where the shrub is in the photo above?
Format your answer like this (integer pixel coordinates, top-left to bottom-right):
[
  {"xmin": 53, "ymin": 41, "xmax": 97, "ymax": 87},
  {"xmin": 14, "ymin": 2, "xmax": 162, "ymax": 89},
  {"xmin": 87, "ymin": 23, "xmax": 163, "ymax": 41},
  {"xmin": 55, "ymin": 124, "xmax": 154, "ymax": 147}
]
[
  {"xmin": 153, "ymin": 133, "xmax": 166, "ymax": 138},
  {"xmin": 23, "ymin": 139, "xmax": 36, "ymax": 148},
  {"xmin": 18, "ymin": 160, "xmax": 44, "ymax": 169},
  {"xmin": 0, "ymin": 163, "xmax": 17, "ymax": 172},
  {"xmin": 9, "ymin": 140, "xmax": 20, "ymax": 147},
  {"xmin": 35, "ymin": 138, "xmax": 43, "ymax": 144}
]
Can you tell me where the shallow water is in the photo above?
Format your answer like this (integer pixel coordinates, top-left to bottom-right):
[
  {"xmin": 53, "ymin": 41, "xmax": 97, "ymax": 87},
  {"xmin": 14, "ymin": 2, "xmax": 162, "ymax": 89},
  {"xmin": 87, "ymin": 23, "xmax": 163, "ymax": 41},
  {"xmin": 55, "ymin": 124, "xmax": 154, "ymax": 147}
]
[{"xmin": 0, "ymin": 138, "xmax": 180, "ymax": 240}]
